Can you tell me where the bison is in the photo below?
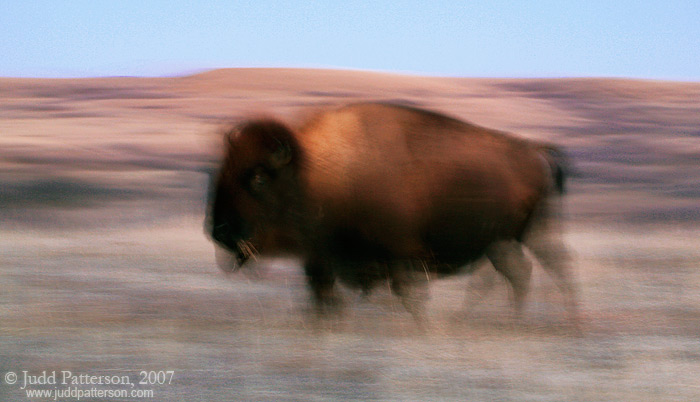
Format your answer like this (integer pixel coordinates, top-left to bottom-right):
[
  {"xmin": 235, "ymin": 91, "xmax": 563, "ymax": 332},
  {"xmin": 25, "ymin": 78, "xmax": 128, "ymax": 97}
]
[{"xmin": 206, "ymin": 102, "xmax": 577, "ymax": 323}]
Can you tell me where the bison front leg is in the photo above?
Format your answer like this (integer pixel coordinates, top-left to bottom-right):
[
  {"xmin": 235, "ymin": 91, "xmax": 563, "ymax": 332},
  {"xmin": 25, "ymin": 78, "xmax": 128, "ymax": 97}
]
[
  {"xmin": 389, "ymin": 260, "xmax": 430, "ymax": 327},
  {"xmin": 303, "ymin": 259, "xmax": 340, "ymax": 315}
]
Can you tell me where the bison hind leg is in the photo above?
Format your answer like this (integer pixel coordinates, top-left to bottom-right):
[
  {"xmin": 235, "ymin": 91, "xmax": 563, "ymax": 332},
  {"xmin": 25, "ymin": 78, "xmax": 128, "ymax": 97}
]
[
  {"xmin": 486, "ymin": 240, "xmax": 533, "ymax": 316},
  {"xmin": 526, "ymin": 233, "xmax": 579, "ymax": 325},
  {"xmin": 523, "ymin": 198, "xmax": 579, "ymax": 325},
  {"xmin": 461, "ymin": 263, "xmax": 501, "ymax": 312}
]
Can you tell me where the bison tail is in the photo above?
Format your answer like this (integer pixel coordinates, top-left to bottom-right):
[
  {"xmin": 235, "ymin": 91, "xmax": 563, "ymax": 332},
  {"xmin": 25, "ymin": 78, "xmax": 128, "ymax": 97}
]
[{"xmin": 540, "ymin": 145, "xmax": 567, "ymax": 194}]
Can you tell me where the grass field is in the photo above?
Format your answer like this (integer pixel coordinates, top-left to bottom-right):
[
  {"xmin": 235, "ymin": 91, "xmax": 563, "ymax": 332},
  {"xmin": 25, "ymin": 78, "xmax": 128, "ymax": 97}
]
[{"xmin": 2, "ymin": 69, "xmax": 700, "ymax": 401}]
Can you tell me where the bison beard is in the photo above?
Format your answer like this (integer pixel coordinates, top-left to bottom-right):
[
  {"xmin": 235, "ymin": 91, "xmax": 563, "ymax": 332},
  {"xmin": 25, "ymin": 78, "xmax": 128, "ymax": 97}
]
[{"xmin": 206, "ymin": 102, "xmax": 577, "ymax": 324}]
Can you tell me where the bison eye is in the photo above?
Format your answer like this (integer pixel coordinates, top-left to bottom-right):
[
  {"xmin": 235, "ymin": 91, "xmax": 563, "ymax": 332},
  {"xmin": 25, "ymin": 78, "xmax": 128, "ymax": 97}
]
[{"xmin": 249, "ymin": 169, "xmax": 270, "ymax": 192}]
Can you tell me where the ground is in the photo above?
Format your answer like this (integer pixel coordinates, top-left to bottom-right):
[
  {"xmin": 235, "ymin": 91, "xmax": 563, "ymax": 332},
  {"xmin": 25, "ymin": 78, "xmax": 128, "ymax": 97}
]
[{"xmin": 1, "ymin": 69, "xmax": 700, "ymax": 401}]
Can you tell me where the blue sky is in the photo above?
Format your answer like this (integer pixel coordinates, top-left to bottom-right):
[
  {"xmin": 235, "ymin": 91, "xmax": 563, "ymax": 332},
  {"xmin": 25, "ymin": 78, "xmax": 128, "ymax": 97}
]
[{"xmin": 1, "ymin": 1, "xmax": 699, "ymax": 80}]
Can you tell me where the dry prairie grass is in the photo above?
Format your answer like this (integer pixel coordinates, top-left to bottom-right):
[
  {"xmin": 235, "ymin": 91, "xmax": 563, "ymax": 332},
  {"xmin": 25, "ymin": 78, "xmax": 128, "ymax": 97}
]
[{"xmin": 2, "ymin": 69, "xmax": 700, "ymax": 401}]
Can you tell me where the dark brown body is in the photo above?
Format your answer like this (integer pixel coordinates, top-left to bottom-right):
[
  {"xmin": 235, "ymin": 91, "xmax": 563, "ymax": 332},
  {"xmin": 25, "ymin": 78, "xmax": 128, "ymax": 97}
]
[{"xmin": 207, "ymin": 102, "xmax": 576, "ymax": 320}]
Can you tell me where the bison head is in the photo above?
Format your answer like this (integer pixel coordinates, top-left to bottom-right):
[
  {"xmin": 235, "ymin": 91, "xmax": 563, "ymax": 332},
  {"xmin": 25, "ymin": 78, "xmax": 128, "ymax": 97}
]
[{"xmin": 206, "ymin": 119, "xmax": 301, "ymax": 271}]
